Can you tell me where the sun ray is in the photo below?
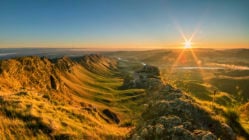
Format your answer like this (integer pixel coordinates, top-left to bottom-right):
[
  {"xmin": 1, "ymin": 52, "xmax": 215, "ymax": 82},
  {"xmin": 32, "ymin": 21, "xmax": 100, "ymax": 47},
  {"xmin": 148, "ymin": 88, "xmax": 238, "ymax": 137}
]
[
  {"xmin": 190, "ymin": 48, "xmax": 205, "ymax": 81},
  {"xmin": 169, "ymin": 49, "xmax": 185, "ymax": 75},
  {"xmin": 189, "ymin": 23, "xmax": 201, "ymax": 42},
  {"xmin": 169, "ymin": 20, "xmax": 208, "ymax": 84},
  {"xmin": 166, "ymin": 16, "xmax": 211, "ymax": 85},
  {"xmin": 172, "ymin": 19, "xmax": 188, "ymax": 42}
]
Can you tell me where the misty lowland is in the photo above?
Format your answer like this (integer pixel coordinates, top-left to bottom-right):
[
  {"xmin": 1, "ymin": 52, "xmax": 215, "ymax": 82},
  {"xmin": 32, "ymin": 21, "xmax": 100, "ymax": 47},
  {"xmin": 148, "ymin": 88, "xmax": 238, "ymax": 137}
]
[{"xmin": 0, "ymin": 48, "xmax": 248, "ymax": 140}]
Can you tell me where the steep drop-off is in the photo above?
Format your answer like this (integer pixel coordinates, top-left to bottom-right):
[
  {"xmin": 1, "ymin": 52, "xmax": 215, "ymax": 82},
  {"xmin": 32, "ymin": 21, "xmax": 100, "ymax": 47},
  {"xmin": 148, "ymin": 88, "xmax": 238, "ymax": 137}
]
[{"xmin": 0, "ymin": 54, "xmax": 145, "ymax": 139}]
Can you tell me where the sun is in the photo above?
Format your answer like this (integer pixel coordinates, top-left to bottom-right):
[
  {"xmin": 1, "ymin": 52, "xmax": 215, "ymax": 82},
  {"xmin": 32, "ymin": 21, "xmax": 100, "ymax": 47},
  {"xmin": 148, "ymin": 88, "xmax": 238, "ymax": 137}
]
[{"xmin": 184, "ymin": 40, "xmax": 192, "ymax": 49}]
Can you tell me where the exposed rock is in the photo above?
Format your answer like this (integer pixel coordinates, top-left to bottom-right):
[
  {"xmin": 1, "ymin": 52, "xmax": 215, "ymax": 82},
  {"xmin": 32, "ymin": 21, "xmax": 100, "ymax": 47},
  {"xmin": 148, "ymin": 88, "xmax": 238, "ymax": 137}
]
[
  {"xmin": 127, "ymin": 66, "xmax": 236, "ymax": 140},
  {"xmin": 156, "ymin": 115, "xmax": 182, "ymax": 128},
  {"xmin": 122, "ymin": 65, "xmax": 164, "ymax": 90},
  {"xmin": 193, "ymin": 130, "xmax": 217, "ymax": 140},
  {"xmin": 0, "ymin": 54, "xmax": 118, "ymax": 94},
  {"xmin": 172, "ymin": 126, "xmax": 195, "ymax": 140},
  {"xmin": 82, "ymin": 104, "xmax": 97, "ymax": 113},
  {"xmin": 131, "ymin": 134, "xmax": 141, "ymax": 140},
  {"xmin": 76, "ymin": 54, "xmax": 117, "ymax": 75},
  {"xmin": 50, "ymin": 75, "xmax": 57, "ymax": 90},
  {"xmin": 102, "ymin": 109, "xmax": 120, "ymax": 124},
  {"xmin": 55, "ymin": 56, "xmax": 74, "ymax": 72},
  {"xmin": 221, "ymin": 123, "xmax": 236, "ymax": 140},
  {"xmin": 202, "ymin": 132, "xmax": 217, "ymax": 140},
  {"xmin": 136, "ymin": 65, "xmax": 160, "ymax": 77},
  {"xmin": 162, "ymin": 84, "xmax": 174, "ymax": 92},
  {"xmin": 0, "ymin": 56, "xmax": 55, "ymax": 91},
  {"xmin": 155, "ymin": 123, "xmax": 165, "ymax": 135},
  {"xmin": 140, "ymin": 128, "xmax": 149, "ymax": 138}
]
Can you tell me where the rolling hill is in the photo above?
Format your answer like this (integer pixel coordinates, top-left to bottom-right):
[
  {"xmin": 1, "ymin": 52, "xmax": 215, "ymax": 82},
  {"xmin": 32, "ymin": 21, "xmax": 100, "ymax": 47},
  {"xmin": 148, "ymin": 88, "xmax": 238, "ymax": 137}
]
[
  {"xmin": 0, "ymin": 52, "xmax": 248, "ymax": 139},
  {"xmin": 0, "ymin": 54, "xmax": 145, "ymax": 139}
]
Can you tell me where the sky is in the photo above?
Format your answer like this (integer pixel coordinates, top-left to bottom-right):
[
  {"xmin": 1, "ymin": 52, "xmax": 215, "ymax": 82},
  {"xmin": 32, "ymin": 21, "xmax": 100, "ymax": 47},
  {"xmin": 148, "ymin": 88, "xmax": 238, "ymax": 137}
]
[{"xmin": 0, "ymin": 0, "xmax": 249, "ymax": 49}]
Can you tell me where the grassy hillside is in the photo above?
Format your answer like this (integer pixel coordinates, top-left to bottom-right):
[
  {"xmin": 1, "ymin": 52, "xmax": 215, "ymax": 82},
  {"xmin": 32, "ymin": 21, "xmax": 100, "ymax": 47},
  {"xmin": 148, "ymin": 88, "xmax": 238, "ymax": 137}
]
[
  {"xmin": 0, "ymin": 49, "xmax": 248, "ymax": 139},
  {"xmin": 0, "ymin": 55, "xmax": 146, "ymax": 139},
  {"xmin": 106, "ymin": 48, "xmax": 249, "ymax": 138}
]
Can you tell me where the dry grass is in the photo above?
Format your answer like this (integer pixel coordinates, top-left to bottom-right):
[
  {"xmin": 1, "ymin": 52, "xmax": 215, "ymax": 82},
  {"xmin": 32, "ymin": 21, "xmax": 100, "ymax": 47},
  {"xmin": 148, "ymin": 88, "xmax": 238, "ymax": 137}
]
[{"xmin": 0, "ymin": 56, "xmax": 145, "ymax": 139}]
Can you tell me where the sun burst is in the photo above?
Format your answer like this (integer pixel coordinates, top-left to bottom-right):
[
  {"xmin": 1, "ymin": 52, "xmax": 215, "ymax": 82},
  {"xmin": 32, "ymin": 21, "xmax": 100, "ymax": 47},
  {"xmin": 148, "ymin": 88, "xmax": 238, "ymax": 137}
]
[{"xmin": 184, "ymin": 40, "xmax": 192, "ymax": 49}]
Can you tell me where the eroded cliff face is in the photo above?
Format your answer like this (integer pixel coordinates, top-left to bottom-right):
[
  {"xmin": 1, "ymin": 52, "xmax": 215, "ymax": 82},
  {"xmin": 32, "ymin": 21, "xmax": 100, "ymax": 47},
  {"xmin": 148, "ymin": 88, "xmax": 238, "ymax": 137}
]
[
  {"xmin": 0, "ymin": 54, "xmax": 117, "ymax": 94},
  {"xmin": 0, "ymin": 54, "xmax": 128, "ymax": 139},
  {"xmin": 75, "ymin": 54, "xmax": 117, "ymax": 75},
  {"xmin": 0, "ymin": 56, "xmax": 56, "ymax": 93},
  {"xmin": 125, "ymin": 65, "xmax": 236, "ymax": 140}
]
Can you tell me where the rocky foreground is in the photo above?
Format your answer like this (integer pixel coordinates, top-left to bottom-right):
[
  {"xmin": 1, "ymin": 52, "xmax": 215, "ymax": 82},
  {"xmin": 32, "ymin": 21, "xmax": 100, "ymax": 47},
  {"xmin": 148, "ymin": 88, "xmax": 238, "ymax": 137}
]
[{"xmin": 123, "ymin": 65, "xmax": 236, "ymax": 140}]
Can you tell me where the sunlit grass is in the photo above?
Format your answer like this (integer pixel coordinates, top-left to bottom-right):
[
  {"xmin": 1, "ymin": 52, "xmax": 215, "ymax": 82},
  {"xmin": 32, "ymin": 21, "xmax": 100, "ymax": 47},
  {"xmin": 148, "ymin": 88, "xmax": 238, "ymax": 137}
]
[
  {"xmin": 107, "ymin": 49, "xmax": 249, "ymax": 137},
  {"xmin": 0, "ymin": 58, "xmax": 146, "ymax": 139}
]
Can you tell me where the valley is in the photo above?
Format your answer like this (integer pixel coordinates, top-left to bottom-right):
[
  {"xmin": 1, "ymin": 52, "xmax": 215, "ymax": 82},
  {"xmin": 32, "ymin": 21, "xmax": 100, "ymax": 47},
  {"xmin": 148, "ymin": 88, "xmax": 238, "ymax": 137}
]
[
  {"xmin": 0, "ymin": 54, "xmax": 145, "ymax": 139},
  {"xmin": 0, "ymin": 48, "xmax": 248, "ymax": 139}
]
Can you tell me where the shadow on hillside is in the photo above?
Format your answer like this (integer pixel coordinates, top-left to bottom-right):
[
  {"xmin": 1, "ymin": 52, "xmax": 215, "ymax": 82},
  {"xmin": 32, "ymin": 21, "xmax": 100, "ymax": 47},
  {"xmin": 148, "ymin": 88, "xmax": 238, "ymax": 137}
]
[
  {"xmin": 225, "ymin": 109, "xmax": 249, "ymax": 139},
  {"xmin": 0, "ymin": 98, "xmax": 53, "ymax": 137}
]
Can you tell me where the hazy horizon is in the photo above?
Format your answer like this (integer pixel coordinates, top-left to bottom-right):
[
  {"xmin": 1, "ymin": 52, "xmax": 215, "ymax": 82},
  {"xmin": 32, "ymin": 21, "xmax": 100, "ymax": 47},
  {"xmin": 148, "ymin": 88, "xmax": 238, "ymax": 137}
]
[
  {"xmin": 0, "ymin": 0, "xmax": 249, "ymax": 49},
  {"xmin": 0, "ymin": 47, "xmax": 248, "ymax": 51}
]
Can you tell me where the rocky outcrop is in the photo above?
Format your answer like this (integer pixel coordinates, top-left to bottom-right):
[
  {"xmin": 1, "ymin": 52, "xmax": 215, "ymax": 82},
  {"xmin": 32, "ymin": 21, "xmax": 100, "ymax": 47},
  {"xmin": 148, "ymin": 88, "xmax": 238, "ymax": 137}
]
[
  {"xmin": 136, "ymin": 65, "xmax": 160, "ymax": 77},
  {"xmin": 127, "ymin": 66, "xmax": 236, "ymax": 140},
  {"xmin": 50, "ymin": 75, "xmax": 57, "ymax": 90},
  {"xmin": 0, "ymin": 56, "xmax": 56, "ymax": 91},
  {"xmin": 75, "ymin": 54, "xmax": 117, "ymax": 75},
  {"xmin": 55, "ymin": 56, "xmax": 74, "ymax": 72},
  {"xmin": 0, "ymin": 54, "xmax": 117, "ymax": 93},
  {"xmin": 122, "ymin": 65, "xmax": 164, "ymax": 90},
  {"xmin": 131, "ymin": 85, "xmax": 236, "ymax": 140}
]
